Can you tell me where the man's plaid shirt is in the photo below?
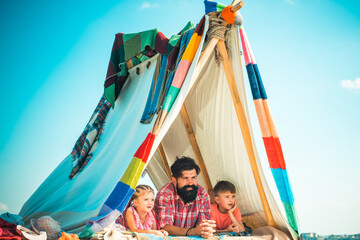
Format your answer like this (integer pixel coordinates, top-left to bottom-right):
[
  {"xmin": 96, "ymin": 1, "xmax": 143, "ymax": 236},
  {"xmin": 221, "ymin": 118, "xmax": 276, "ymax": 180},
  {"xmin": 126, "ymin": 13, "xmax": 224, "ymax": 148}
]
[{"xmin": 155, "ymin": 182, "xmax": 211, "ymax": 228}]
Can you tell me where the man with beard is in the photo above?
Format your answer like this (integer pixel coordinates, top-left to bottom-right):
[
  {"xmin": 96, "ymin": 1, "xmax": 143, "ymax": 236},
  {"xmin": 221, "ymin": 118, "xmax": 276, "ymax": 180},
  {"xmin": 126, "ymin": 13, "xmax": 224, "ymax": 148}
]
[{"xmin": 155, "ymin": 156, "xmax": 215, "ymax": 238}]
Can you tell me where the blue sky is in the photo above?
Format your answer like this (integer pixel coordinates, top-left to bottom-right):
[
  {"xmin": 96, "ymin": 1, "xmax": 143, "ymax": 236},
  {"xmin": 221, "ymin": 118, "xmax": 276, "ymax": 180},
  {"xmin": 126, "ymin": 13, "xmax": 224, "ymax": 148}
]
[{"xmin": 0, "ymin": 0, "xmax": 359, "ymax": 236}]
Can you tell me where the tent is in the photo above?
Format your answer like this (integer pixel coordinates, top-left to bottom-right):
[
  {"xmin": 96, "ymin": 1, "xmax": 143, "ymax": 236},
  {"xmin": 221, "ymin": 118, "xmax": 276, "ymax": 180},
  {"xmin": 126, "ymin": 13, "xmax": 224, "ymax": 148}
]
[{"xmin": 19, "ymin": 1, "xmax": 299, "ymax": 239}]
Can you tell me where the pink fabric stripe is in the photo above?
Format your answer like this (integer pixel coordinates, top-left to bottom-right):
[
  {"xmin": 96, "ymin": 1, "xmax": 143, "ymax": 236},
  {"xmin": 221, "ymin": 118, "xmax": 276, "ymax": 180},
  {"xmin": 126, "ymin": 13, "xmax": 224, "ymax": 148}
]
[
  {"xmin": 239, "ymin": 28, "xmax": 252, "ymax": 65},
  {"xmin": 171, "ymin": 60, "xmax": 191, "ymax": 89},
  {"xmin": 242, "ymin": 28, "xmax": 257, "ymax": 64}
]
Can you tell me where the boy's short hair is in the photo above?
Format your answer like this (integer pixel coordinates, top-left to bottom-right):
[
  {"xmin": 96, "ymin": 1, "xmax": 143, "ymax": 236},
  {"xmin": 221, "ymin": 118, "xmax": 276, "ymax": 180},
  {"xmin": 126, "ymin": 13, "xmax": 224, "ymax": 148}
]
[
  {"xmin": 214, "ymin": 180, "xmax": 236, "ymax": 196},
  {"xmin": 171, "ymin": 156, "xmax": 201, "ymax": 179}
]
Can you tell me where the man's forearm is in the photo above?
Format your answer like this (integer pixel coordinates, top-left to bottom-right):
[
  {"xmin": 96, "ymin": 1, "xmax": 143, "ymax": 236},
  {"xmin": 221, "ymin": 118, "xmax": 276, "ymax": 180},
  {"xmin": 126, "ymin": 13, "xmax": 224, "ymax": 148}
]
[{"xmin": 162, "ymin": 225, "xmax": 189, "ymax": 236}]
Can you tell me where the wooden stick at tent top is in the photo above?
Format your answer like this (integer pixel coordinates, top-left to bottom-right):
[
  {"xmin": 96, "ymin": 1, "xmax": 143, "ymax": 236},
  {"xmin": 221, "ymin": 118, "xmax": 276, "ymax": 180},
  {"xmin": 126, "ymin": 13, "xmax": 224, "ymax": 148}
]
[
  {"xmin": 216, "ymin": 39, "xmax": 275, "ymax": 227},
  {"xmin": 231, "ymin": 1, "xmax": 245, "ymax": 12},
  {"xmin": 157, "ymin": 143, "xmax": 172, "ymax": 181},
  {"xmin": 180, "ymin": 105, "xmax": 214, "ymax": 203}
]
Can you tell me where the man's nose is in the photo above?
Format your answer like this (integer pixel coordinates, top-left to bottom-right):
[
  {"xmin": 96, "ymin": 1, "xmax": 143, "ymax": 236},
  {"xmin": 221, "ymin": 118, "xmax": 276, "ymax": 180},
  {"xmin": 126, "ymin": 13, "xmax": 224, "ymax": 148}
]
[{"xmin": 187, "ymin": 179, "xmax": 196, "ymax": 185}]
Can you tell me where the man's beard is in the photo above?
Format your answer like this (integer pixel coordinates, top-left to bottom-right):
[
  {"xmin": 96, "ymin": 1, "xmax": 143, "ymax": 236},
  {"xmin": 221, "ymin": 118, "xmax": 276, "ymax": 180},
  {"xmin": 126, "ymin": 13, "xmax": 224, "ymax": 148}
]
[{"xmin": 177, "ymin": 184, "xmax": 198, "ymax": 204}]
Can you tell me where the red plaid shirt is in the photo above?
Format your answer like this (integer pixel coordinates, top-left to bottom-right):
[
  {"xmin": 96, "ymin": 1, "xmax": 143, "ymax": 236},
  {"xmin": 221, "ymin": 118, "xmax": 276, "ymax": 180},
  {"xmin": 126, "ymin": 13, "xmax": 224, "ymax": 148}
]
[{"xmin": 155, "ymin": 182, "xmax": 211, "ymax": 228}]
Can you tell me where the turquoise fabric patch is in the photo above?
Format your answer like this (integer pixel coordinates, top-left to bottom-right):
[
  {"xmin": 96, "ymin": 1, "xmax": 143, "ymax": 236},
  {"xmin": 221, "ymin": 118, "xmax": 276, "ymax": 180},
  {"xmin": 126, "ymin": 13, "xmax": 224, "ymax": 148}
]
[{"xmin": 270, "ymin": 168, "xmax": 294, "ymax": 203}]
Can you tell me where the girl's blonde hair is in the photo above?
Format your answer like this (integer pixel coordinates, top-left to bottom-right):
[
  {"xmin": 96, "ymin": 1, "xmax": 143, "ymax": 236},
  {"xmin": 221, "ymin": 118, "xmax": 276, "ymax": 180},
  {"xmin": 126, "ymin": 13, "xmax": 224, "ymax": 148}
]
[{"xmin": 130, "ymin": 184, "xmax": 154, "ymax": 203}]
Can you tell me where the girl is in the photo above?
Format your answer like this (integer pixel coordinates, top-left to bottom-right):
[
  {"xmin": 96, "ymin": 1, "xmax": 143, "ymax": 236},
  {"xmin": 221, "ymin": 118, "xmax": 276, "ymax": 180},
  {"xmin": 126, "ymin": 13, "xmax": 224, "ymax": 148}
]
[{"xmin": 124, "ymin": 185, "xmax": 168, "ymax": 236}]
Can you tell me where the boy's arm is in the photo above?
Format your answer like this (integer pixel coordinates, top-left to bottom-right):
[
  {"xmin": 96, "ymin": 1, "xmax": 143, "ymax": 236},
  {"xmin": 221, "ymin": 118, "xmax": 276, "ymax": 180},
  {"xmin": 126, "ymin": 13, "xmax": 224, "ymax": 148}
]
[
  {"xmin": 228, "ymin": 204, "xmax": 245, "ymax": 232},
  {"xmin": 215, "ymin": 224, "xmax": 239, "ymax": 233}
]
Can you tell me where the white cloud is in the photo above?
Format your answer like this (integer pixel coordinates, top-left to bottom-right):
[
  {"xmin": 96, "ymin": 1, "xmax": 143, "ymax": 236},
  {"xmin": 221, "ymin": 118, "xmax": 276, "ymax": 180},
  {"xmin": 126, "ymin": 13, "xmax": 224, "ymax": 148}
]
[
  {"xmin": 341, "ymin": 78, "xmax": 360, "ymax": 92},
  {"xmin": 140, "ymin": 2, "xmax": 160, "ymax": 9},
  {"xmin": 284, "ymin": 0, "xmax": 295, "ymax": 5},
  {"xmin": 0, "ymin": 202, "xmax": 9, "ymax": 211}
]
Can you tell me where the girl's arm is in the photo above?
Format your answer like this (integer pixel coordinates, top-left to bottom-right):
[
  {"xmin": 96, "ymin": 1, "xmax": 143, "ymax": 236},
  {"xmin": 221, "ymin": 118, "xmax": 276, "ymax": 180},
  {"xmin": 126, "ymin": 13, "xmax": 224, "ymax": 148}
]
[
  {"xmin": 152, "ymin": 220, "xmax": 157, "ymax": 230},
  {"xmin": 125, "ymin": 210, "xmax": 166, "ymax": 236},
  {"xmin": 152, "ymin": 220, "xmax": 169, "ymax": 236}
]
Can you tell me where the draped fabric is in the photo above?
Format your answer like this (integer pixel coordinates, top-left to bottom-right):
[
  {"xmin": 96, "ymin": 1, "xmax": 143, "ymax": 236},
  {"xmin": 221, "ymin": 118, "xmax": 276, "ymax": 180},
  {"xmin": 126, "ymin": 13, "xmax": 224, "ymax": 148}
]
[
  {"xmin": 140, "ymin": 27, "xmax": 196, "ymax": 124},
  {"xmin": 104, "ymin": 23, "xmax": 195, "ymax": 107},
  {"xmin": 79, "ymin": 16, "xmax": 209, "ymax": 238},
  {"xmin": 239, "ymin": 27, "xmax": 299, "ymax": 233},
  {"xmin": 19, "ymin": 55, "xmax": 159, "ymax": 233},
  {"xmin": 20, "ymin": 6, "xmax": 299, "ymax": 240}
]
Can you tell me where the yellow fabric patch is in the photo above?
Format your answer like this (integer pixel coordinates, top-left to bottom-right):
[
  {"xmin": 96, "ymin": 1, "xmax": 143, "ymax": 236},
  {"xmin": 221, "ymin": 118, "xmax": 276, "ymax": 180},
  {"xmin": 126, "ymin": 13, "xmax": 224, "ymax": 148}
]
[
  {"xmin": 182, "ymin": 33, "xmax": 200, "ymax": 61},
  {"xmin": 120, "ymin": 157, "xmax": 145, "ymax": 189}
]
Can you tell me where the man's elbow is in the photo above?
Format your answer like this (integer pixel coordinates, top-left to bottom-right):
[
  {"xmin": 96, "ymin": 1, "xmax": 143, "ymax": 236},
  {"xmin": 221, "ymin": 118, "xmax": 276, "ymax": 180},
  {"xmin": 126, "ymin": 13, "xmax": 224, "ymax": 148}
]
[{"xmin": 161, "ymin": 224, "xmax": 172, "ymax": 232}]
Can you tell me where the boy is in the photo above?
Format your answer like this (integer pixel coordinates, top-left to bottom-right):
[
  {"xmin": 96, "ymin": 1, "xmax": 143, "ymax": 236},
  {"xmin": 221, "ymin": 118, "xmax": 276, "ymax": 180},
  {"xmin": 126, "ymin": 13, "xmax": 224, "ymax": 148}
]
[{"xmin": 210, "ymin": 180, "xmax": 245, "ymax": 233}]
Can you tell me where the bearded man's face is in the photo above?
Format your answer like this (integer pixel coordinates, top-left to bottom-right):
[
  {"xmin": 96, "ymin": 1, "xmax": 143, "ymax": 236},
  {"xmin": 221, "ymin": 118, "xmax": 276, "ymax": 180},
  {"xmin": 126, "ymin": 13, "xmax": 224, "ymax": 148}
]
[{"xmin": 173, "ymin": 169, "xmax": 199, "ymax": 204}]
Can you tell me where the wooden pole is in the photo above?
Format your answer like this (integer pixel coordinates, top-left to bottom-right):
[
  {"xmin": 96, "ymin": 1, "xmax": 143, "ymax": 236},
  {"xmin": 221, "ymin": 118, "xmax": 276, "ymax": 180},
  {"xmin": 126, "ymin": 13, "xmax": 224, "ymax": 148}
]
[
  {"xmin": 180, "ymin": 105, "xmax": 214, "ymax": 203},
  {"xmin": 157, "ymin": 143, "xmax": 172, "ymax": 181},
  {"xmin": 231, "ymin": 1, "xmax": 244, "ymax": 12},
  {"xmin": 188, "ymin": 37, "xmax": 218, "ymax": 91},
  {"xmin": 216, "ymin": 39, "xmax": 275, "ymax": 227},
  {"xmin": 195, "ymin": 37, "xmax": 218, "ymax": 78}
]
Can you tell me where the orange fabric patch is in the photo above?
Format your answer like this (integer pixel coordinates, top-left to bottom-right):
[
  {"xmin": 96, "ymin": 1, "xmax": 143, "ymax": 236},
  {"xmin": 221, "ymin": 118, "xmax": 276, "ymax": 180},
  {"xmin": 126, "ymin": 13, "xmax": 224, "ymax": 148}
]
[
  {"xmin": 263, "ymin": 100, "xmax": 278, "ymax": 137},
  {"xmin": 222, "ymin": 5, "xmax": 235, "ymax": 24},
  {"xmin": 59, "ymin": 232, "xmax": 80, "ymax": 240},
  {"xmin": 254, "ymin": 99, "xmax": 271, "ymax": 137}
]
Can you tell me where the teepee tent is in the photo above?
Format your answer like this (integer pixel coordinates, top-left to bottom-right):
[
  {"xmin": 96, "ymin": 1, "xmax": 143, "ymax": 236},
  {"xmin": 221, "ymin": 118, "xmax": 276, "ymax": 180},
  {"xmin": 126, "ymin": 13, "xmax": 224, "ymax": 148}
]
[{"xmin": 20, "ymin": 1, "xmax": 299, "ymax": 239}]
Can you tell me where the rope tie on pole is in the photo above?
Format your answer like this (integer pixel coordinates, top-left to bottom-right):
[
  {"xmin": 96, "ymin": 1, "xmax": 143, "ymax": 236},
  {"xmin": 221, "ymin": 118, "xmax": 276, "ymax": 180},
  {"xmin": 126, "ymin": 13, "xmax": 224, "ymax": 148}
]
[{"xmin": 207, "ymin": 12, "xmax": 230, "ymax": 65}]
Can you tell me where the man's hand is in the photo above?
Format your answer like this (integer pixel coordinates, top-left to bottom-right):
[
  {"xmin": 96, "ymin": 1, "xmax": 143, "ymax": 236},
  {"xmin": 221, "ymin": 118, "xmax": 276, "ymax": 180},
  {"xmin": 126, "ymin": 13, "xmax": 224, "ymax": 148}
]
[
  {"xmin": 190, "ymin": 220, "xmax": 216, "ymax": 238},
  {"xmin": 224, "ymin": 224, "xmax": 240, "ymax": 233}
]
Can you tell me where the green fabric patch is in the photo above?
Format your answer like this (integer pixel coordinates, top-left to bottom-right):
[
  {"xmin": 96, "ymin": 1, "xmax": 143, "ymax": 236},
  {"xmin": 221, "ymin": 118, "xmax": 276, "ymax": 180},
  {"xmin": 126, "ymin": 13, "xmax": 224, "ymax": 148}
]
[
  {"xmin": 138, "ymin": 54, "xmax": 150, "ymax": 62},
  {"xmin": 104, "ymin": 84, "xmax": 116, "ymax": 108},
  {"xmin": 162, "ymin": 86, "xmax": 180, "ymax": 112},
  {"xmin": 79, "ymin": 225, "xmax": 95, "ymax": 238},
  {"xmin": 180, "ymin": 21, "xmax": 195, "ymax": 34},
  {"xmin": 140, "ymin": 28, "xmax": 158, "ymax": 51},
  {"xmin": 169, "ymin": 35, "xmax": 181, "ymax": 48},
  {"xmin": 216, "ymin": 2, "xmax": 226, "ymax": 11},
  {"xmin": 167, "ymin": 35, "xmax": 181, "ymax": 53},
  {"xmin": 283, "ymin": 201, "xmax": 299, "ymax": 233},
  {"xmin": 122, "ymin": 32, "xmax": 138, "ymax": 42},
  {"xmin": 124, "ymin": 33, "xmax": 141, "ymax": 61}
]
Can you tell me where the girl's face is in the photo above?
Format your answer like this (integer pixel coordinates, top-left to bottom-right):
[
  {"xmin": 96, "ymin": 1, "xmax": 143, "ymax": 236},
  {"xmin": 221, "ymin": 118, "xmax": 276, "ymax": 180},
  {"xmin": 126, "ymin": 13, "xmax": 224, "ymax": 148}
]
[{"xmin": 133, "ymin": 191, "xmax": 155, "ymax": 213}]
